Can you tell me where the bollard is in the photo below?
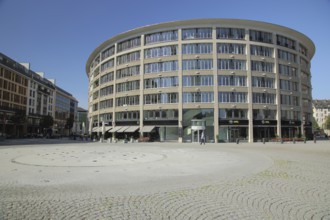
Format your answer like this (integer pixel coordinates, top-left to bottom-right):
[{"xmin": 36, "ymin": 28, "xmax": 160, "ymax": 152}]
[
  {"xmin": 314, "ymin": 136, "xmax": 316, "ymax": 143},
  {"xmin": 262, "ymin": 138, "xmax": 265, "ymax": 144},
  {"xmin": 293, "ymin": 138, "xmax": 295, "ymax": 144},
  {"xmin": 304, "ymin": 137, "xmax": 306, "ymax": 144},
  {"xmin": 281, "ymin": 138, "xmax": 284, "ymax": 144},
  {"xmin": 236, "ymin": 138, "xmax": 239, "ymax": 144}
]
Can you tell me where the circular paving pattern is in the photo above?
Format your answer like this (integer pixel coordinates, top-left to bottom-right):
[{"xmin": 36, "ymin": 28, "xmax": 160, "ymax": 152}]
[
  {"xmin": 11, "ymin": 148, "xmax": 166, "ymax": 167},
  {"xmin": 0, "ymin": 141, "xmax": 330, "ymax": 219}
]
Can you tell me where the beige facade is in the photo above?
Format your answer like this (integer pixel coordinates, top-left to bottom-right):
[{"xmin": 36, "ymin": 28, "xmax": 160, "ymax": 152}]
[{"xmin": 86, "ymin": 19, "xmax": 315, "ymax": 143}]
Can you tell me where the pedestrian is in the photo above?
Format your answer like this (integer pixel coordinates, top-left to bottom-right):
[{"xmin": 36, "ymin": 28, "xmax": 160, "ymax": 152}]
[{"xmin": 200, "ymin": 131, "xmax": 205, "ymax": 145}]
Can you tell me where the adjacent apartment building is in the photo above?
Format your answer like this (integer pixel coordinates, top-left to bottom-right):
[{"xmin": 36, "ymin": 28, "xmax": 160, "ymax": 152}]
[
  {"xmin": 86, "ymin": 19, "xmax": 315, "ymax": 143},
  {"xmin": 0, "ymin": 53, "xmax": 78, "ymax": 138},
  {"xmin": 313, "ymin": 100, "xmax": 330, "ymax": 135}
]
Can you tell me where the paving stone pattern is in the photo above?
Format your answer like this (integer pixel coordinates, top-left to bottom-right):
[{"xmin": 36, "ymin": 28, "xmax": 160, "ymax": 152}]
[{"xmin": 0, "ymin": 140, "xmax": 329, "ymax": 219}]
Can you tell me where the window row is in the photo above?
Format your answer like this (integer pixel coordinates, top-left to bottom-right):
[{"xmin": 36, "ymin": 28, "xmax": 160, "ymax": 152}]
[
  {"xmin": 252, "ymin": 93, "xmax": 276, "ymax": 104},
  {"xmin": 144, "ymin": 61, "xmax": 178, "ymax": 73},
  {"xmin": 116, "ymin": 111, "xmax": 139, "ymax": 121},
  {"xmin": 277, "ymin": 35, "xmax": 296, "ymax": 50},
  {"xmin": 250, "ymin": 45, "xmax": 273, "ymax": 57},
  {"xmin": 219, "ymin": 109, "xmax": 248, "ymax": 119},
  {"xmin": 182, "ymin": 28, "xmax": 212, "ymax": 40},
  {"xmin": 183, "ymin": 59, "xmax": 213, "ymax": 70},
  {"xmin": 101, "ymin": 46, "xmax": 115, "ymax": 60},
  {"xmin": 116, "ymin": 80, "xmax": 140, "ymax": 93},
  {"xmin": 218, "ymin": 59, "xmax": 246, "ymax": 70},
  {"xmin": 145, "ymin": 30, "xmax": 178, "ymax": 45},
  {"xmin": 100, "ymin": 72, "xmax": 114, "ymax": 84},
  {"xmin": 117, "ymin": 37, "xmax": 141, "ymax": 53},
  {"xmin": 144, "ymin": 93, "xmax": 178, "ymax": 104},
  {"xmin": 117, "ymin": 51, "xmax": 140, "ymax": 65},
  {"xmin": 280, "ymin": 79, "xmax": 298, "ymax": 91},
  {"xmin": 100, "ymin": 99, "xmax": 113, "ymax": 109},
  {"xmin": 251, "ymin": 61, "xmax": 273, "ymax": 72},
  {"xmin": 116, "ymin": 66, "xmax": 140, "ymax": 79},
  {"xmin": 281, "ymin": 110, "xmax": 300, "ymax": 120},
  {"xmin": 278, "ymin": 64, "xmax": 297, "ymax": 77},
  {"xmin": 144, "ymin": 77, "xmax": 178, "ymax": 89},
  {"xmin": 278, "ymin": 49, "xmax": 296, "ymax": 63},
  {"xmin": 218, "ymin": 43, "xmax": 245, "ymax": 54},
  {"xmin": 249, "ymin": 30, "xmax": 273, "ymax": 44},
  {"xmin": 183, "ymin": 75, "xmax": 213, "ymax": 86},
  {"xmin": 145, "ymin": 46, "xmax": 177, "ymax": 58},
  {"xmin": 219, "ymin": 92, "xmax": 247, "ymax": 103},
  {"xmin": 144, "ymin": 109, "xmax": 178, "ymax": 120},
  {"xmin": 116, "ymin": 95, "xmax": 140, "ymax": 106},
  {"xmin": 100, "ymin": 113, "xmax": 112, "ymax": 122},
  {"xmin": 183, "ymin": 92, "xmax": 214, "ymax": 103},
  {"xmin": 218, "ymin": 75, "xmax": 246, "ymax": 86},
  {"xmin": 100, "ymin": 59, "xmax": 114, "ymax": 72},
  {"xmin": 252, "ymin": 77, "xmax": 274, "ymax": 88},
  {"xmin": 217, "ymin": 28, "xmax": 245, "ymax": 40},
  {"xmin": 182, "ymin": 43, "xmax": 212, "ymax": 54},
  {"xmin": 100, "ymin": 85, "xmax": 113, "ymax": 97},
  {"xmin": 280, "ymin": 95, "xmax": 299, "ymax": 106}
]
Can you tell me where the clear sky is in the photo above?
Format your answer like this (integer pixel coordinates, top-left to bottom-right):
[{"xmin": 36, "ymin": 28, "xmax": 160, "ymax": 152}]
[{"xmin": 0, "ymin": 0, "xmax": 329, "ymax": 109}]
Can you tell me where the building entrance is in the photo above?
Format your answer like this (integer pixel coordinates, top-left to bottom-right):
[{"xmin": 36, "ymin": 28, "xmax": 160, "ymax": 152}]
[{"xmin": 191, "ymin": 119, "xmax": 205, "ymax": 143}]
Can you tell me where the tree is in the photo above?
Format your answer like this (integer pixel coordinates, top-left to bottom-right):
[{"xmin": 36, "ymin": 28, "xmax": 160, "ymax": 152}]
[
  {"xmin": 324, "ymin": 115, "xmax": 330, "ymax": 130},
  {"xmin": 312, "ymin": 116, "xmax": 319, "ymax": 130},
  {"xmin": 40, "ymin": 115, "xmax": 54, "ymax": 130},
  {"xmin": 65, "ymin": 116, "xmax": 74, "ymax": 135}
]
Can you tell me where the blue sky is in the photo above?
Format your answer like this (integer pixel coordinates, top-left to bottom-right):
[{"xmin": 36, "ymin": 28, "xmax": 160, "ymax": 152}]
[{"xmin": 0, "ymin": 0, "xmax": 329, "ymax": 109}]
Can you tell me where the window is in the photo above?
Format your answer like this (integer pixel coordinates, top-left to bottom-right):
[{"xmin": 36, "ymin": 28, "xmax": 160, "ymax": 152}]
[
  {"xmin": 249, "ymin": 30, "xmax": 273, "ymax": 43},
  {"xmin": 252, "ymin": 77, "xmax": 274, "ymax": 88},
  {"xmin": 100, "ymin": 113, "xmax": 112, "ymax": 122},
  {"xmin": 182, "ymin": 28, "xmax": 212, "ymax": 40},
  {"xmin": 252, "ymin": 93, "xmax": 275, "ymax": 104},
  {"xmin": 116, "ymin": 111, "xmax": 140, "ymax": 121},
  {"xmin": 253, "ymin": 109, "xmax": 276, "ymax": 120},
  {"xmin": 116, "ymin": 65, "xmax": 140, "ymax": 79},
  {"xmin": 100, "ymin": 85, "xmax": 113, "ymax": 97},
  {"xmin": 100, "ymin": 99, "xmax": 113, "ymax": 109},
  {"xmin": 216, "ymin": 28, "xmax": 245, "ymax": 39},
  {"xmin": 218, "ymin": 92, "xmax": 247, "ymax": 103},
  {"xmin": 217, "ymin": 43, "xmax": 245, "ymax": 54},
  {"xmin": 117, "ymin": 37, "xmax": 141, "ymax": 53},
  {"xmin": 251, "ymin": 61, "xmax": 273, "ymax": 72},
  {"xmin": 250, "ymin": 45, "xmax": 273, "ymax": 57},
  {"xmin": 218, "ymin": 75, "xmax": 246, "ymax": 86},
  {"xmin": 145, "ymin": 45, "xmax": 177, "ymax": 58},
  {"xmin": 183, "ymin": 75, "xmax": 213, "ymax": 86},
  {"xmin": 116, "ymin": 95, "xmax": 139, "ymax": 106},
  {"xmin": 144, "ymin": 93, "xmax": 178, "ymax": 104},
  {"xmin": 183, "ymin": 92, "xmax": 214, "ymax": 103},
  {"xmin": 219, "ymin": 109, "xmax": 248, "ymax": 119},
  {"xmin": 100, "ymin": 59, "xmax": 114, "ymax": 72},
  {"xmin": 144, "ymin": 61, "xmax": 178, "ymax": 73},
  {"xmin": 278, "ymin": 64, "xmax": 297, "ymax": 77},
  {"xmin": 299, "ymin": 44, "xmax": 308, "ymax": 57},
  {"xmin": 144, "ymin": 109, "xmax": 178, "ymax": 120},
  {"xmin": 278, "ymin": 49, "xmax": 296, "ymax": 63},
  {"xmin": 280, "ymin": 80, "xmax": 298, "ymax": 91},
  {"xmin": 281, "ymin": 110, "xmax": 300, "ymax": 120},
  {"xmin": 145, "ymin": 30, "xmax": 178, "ymax": 45},
  {"xmin": 144, "ymin": 77, "xmax": 178, "ymax": 89},
  {"xmin": 277, "ymin": 35, "xmax": 296, "ymax": 50},
  {"xmin": 100, "ymin": 72, "xmax": 114, "ymax": 84},
  {"xmin": 182, "ymin": 59, "xmax": 213, "ymax": 70},
  {"xmin": 101, "ymin": 46, "xmax": 115, "ymax": 60},
  {"xmin": 218, "ymin": 59, "xmax": 246, "ymax": 70},
  {"xmin": 117, "ymin": 51, "xmax": 140, "ymax": 65},
  {"xmin": 116, "ymin": 80, "xmax": 140, "ymax": 92},
  {"xmin": 182, "ymin": 44, "xmax": 212, "ymax": 54},
  {"xmin": 280, "ymin": 95, "xmax": 299, "ymax": 106}
]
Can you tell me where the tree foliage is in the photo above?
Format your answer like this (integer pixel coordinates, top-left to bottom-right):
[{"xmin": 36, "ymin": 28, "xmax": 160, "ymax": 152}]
[
  {"xmin": 65, "ymin": 116, "xmax": 74, "ymax": 130},
  {"xmin": 40, "ymin": 115, "xmax": 54, "ymax": 130},
  {"xmin": 324, "ymin": 115, "xmax": 330, "ymax": 130},
  {"xmin": 312, "ymin": 116, "xmax": 319, "ymax": 130}
]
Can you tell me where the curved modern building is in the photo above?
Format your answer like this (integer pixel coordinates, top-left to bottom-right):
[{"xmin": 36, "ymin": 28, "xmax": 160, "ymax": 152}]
[{"xmin": 86, "ymin": 19, "xmax": 315, "ymax": 143}]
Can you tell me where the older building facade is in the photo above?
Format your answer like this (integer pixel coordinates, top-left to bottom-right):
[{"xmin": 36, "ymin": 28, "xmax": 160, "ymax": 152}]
[
  {"xmin": 0, "ymin": 53, "xmax": 77, "ymax": 138},
  {"xmin": 86, "ymin": 19, "xmax": 315, "ymax": 143},
  {"xmin": 313, "ymin": 100, "xmax": 330, "ymax": 135}
]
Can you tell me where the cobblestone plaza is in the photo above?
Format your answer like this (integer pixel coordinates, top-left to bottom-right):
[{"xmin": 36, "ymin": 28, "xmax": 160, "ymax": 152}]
[{"xmin": 0, "ymin": 140, "xmax": 329, "ymax": 219}]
